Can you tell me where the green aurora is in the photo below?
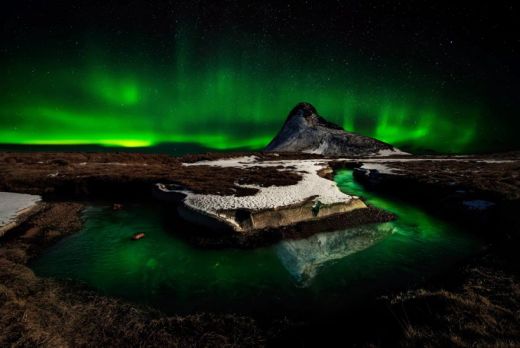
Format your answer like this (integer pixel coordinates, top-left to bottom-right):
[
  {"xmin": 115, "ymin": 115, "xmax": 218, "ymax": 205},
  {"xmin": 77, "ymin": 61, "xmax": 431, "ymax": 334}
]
[
  {"xmin": 0, "ymin": 35, "xmax": 495, "ymax": 154},
  {"xmin": 2, "ymin": 1, "xmax": 519, "ymax": 155}
]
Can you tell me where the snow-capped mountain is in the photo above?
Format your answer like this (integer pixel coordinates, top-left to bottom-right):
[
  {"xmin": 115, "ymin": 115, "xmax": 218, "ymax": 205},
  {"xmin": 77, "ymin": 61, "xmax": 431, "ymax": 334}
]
[{"xmin": 265, "ymin": 102, "xmax": 408, "ymax": 156}]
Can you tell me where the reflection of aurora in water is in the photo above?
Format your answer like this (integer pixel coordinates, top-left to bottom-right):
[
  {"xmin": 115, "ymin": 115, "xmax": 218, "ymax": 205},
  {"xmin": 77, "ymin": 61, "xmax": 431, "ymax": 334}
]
[{"xmin": 0, "ymin": 37, "xmax": 484, "ymax": 153}]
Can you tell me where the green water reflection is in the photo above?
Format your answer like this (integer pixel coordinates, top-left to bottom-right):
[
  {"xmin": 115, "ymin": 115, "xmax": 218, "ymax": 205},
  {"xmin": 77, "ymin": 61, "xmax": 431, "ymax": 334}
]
[{"xmin": 31, "ymin": 170, "xmax": 480, "ymax": 314}]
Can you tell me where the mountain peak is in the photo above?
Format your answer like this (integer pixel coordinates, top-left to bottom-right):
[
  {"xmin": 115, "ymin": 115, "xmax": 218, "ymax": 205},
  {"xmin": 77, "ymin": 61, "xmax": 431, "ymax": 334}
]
[
  {"xmin": 265, "ymin": 103, "xmax": 408, "ymax": 157},
  {"xmin": 285, "ymin": 102, "xmax": 344, "ymax": 130},
  {"xmin": 288, "ymin": 102, "xmax": 317, "ymax": 118}
]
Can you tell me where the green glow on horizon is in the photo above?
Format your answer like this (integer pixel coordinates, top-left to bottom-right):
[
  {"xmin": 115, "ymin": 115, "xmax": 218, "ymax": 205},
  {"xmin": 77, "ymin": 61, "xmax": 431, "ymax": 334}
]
[
  {"xmin": 20, "ymin": 139, "xmax": 154, "ymax": 148},
  {"xmin": 0, "ymin": 38, "xmax": 485, "ymax": 153}
]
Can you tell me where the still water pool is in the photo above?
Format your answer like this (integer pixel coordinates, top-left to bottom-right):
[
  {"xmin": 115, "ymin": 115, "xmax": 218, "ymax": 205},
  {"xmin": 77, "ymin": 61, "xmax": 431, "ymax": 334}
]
[{"xmin": 31, "ymin": 170, "xmax": 481, "ymax": 315}]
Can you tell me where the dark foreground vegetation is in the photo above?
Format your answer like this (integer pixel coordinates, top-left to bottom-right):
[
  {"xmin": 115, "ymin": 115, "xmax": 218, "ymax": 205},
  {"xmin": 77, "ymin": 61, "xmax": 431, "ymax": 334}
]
[{"xmin": 0, "ymin": 151, "xmax": 519, "ymax": 346}]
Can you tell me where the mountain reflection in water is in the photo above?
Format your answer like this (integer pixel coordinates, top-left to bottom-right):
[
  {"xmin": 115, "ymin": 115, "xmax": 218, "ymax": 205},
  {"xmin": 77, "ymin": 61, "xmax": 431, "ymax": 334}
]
[{"xmin": 276, "ymin": 223, "xmax": 395, "ymax": 286}]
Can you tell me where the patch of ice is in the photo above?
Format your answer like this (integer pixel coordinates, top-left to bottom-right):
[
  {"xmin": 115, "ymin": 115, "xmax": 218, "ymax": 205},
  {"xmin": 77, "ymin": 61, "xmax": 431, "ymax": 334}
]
[
  {"xmin": 0, "ymin": 192, "xmax": 41, "ymax": 231},
  {"xmin": 463, "ymin": 200, "xmax": 495, "ymax": 210}
]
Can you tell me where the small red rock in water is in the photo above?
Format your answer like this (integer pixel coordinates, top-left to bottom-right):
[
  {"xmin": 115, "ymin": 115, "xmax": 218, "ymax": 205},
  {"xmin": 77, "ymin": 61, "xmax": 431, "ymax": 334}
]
[
  {"xmin": 112, "ymin": 203, "xmax": 123, "ymax": 210},
  {"xmin": 131, "ymin": 233, "xmax": 145, "ymax": 240}
]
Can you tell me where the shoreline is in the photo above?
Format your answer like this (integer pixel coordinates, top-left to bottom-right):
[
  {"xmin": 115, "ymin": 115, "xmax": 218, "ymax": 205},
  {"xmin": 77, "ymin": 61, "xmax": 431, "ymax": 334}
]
[{"xmin": 0, "ymin": 201, "xmax": 267, "ymax": 346}]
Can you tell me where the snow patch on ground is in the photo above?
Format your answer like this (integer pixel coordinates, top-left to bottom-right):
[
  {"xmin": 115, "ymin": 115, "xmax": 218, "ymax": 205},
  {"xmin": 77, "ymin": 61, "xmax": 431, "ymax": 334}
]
[
  {"xmin": 354, "ymin": 157, "xmax": 515, "ymax": 164},
  {"xmin": 359, "ymin": 163, "xmax": 397, "ymax": 174},
  {"xmin": 373, "ymin": 148, "xmax": 411, "ymax": 157},
  {"xmin": 167, "ymin": 157, "xmax": 356, "ymax": 225},
  {"xmin": 170, "ymin": 155, "xmax": 514, "ymax": 228},
  {"xmin": 101, "ymin": 162, "xmax": 149, "ymax": 166},
  {"xmin": 0, "ymin": 192, "xmax": 41, "ymax": 231},
  {"xmin": 183, "ymin": 155, "xmax": 259, "ymax": 168},
  {"xmin": 184, "ymin": 161, "xmax": 352, "ymax": 211}
]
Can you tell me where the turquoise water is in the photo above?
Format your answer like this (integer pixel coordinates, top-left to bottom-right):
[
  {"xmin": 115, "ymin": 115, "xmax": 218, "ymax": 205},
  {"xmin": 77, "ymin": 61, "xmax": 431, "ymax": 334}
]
[{"xmin": 31, "ymin": 170, "xmax": 481, "ymax": 315}]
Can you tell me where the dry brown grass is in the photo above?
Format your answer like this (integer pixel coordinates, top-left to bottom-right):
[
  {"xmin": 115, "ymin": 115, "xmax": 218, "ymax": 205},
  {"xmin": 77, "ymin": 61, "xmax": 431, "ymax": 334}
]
[
  {"xmin": 387, "ymin": 160, "xmax": 520, "ymax": 201},
  {"xmin": 169, "ymin": 165, "xmax": 301, "ymax": 196},
  {"xmin": 386, "ymin": 255, "xmax": 520, "ymax": 347},
  {"xmin": 0, "ymin": 260, "xmax": 264, "ymax": 347},
  {"xmin": 0, "ymin": 151, "xmax": 302, "ymax": 198}
]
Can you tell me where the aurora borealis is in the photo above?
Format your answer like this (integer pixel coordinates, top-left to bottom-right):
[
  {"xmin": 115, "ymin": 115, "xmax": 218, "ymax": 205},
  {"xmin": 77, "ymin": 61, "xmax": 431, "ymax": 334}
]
[
  {"xmin": 1, "ymin": 2, "xmax": 518, "ymax": 153},
  {"xmin": 0, "ymin": 56, "xmax": 479, "ymax": 151}
]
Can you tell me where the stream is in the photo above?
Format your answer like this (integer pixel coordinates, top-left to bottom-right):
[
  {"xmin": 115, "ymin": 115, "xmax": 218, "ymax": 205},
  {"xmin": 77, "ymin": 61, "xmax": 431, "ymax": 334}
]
[{"xmin": 31, "ymin": 169, "xmax": 482, "ymax": 316}]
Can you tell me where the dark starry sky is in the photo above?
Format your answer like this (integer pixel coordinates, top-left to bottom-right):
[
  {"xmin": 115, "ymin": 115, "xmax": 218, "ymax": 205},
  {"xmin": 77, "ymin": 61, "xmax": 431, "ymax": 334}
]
[{"xmin": 0, "ymin": 1, "xmax": 519, "ymax": 152}]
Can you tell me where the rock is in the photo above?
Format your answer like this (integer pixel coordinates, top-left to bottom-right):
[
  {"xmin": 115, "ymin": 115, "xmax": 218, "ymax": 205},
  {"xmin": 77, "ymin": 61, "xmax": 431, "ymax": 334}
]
[
  {"xmin": 265, "ymin": 102, "xmax": 407, "ymax": 156},
  {"xmin": 112, "ymin": 203, "xmax": 124, "ymax": 211},
  {"xmin": 50, "ymin": 158, "xmax": 69, "ymax": 166},
  {"xmin": 131, "ymin": 233, "xmax": 145, "ymax": 240}
]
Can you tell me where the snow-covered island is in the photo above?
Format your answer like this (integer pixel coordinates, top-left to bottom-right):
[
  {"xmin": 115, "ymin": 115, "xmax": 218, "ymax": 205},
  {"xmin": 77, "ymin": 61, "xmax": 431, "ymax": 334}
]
[{"xmin": 155, "ymin": 155, "xmax": 385, "ymax": 235}]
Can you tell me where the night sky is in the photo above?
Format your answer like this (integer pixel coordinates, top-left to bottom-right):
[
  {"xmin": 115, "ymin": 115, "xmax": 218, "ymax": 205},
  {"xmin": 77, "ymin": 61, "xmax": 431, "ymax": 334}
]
[{"xmin": 1, "ymin": 1, "xmax": 519, "ymax": 153}]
